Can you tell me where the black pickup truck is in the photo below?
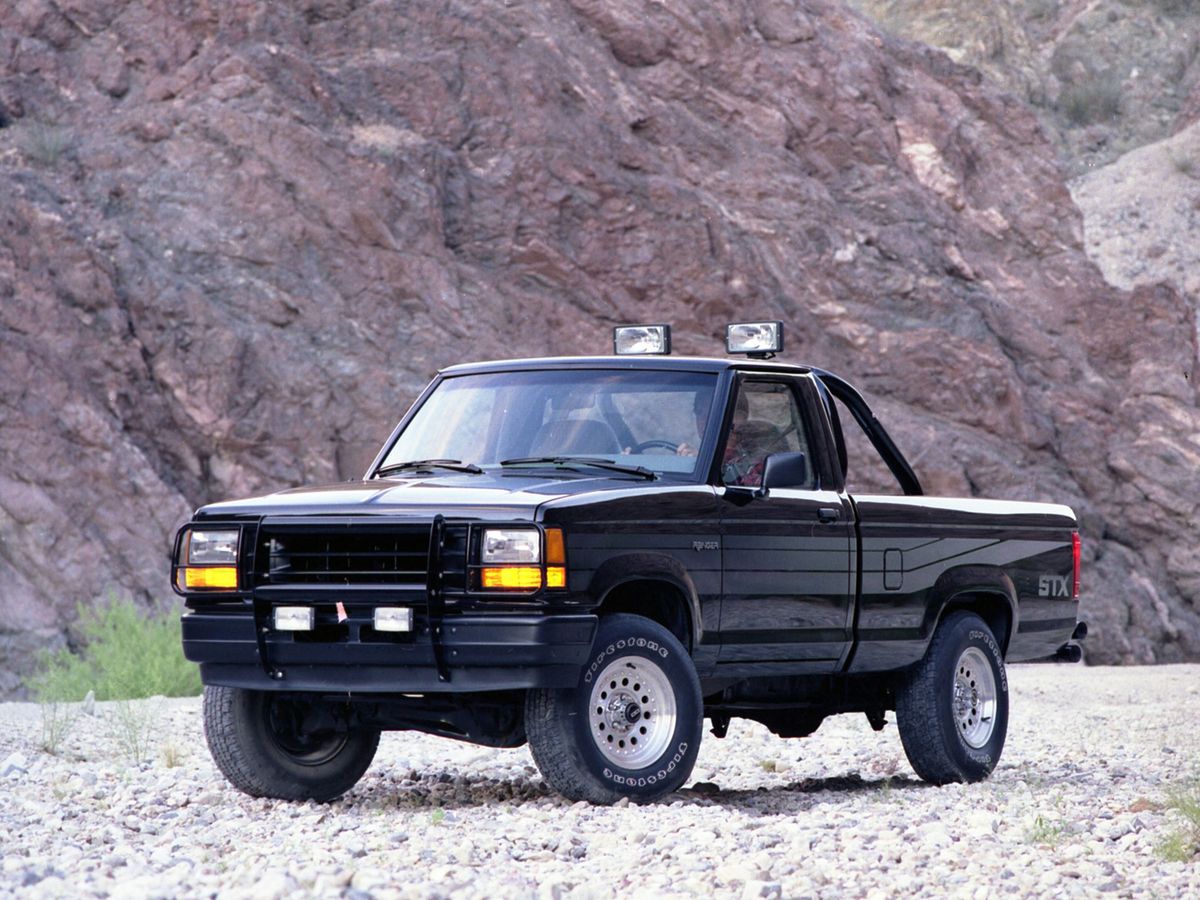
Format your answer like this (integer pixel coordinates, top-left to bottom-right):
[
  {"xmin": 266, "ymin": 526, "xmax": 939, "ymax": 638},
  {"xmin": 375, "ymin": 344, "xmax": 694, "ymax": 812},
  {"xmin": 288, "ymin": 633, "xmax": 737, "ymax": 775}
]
[{"xmin": 174, "ymin": 323, "xmax": 1084, "ymax": 804}]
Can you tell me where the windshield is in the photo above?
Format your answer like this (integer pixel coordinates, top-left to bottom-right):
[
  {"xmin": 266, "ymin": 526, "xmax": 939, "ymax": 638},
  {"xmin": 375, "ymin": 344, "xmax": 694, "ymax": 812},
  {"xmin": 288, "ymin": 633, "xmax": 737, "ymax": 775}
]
[{"xmin": 378, "ymin": 369, "xmax": 719, "ymax": 478}]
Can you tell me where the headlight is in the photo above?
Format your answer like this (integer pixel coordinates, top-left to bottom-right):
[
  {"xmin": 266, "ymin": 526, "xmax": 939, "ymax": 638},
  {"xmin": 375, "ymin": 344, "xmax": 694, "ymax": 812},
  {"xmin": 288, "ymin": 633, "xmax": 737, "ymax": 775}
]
[
  {"xmin": 477, "ymin": 527, "xmax": 567, "ymax": 593},
  {"xmin": 187, "ymin": 530, "xmax": 240, "ymax": 565},
  {"xmin": 177, "ymin": 528, "xmax": 240, "ymax": 591},
  {"xmin": 481, "ymin": 528, "xmax": 540, "ymax": 564}
]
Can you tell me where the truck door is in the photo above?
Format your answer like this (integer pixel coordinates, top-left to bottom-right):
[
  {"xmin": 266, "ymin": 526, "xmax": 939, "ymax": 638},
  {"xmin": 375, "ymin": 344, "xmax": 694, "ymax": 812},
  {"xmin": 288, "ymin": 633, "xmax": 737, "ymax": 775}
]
[{"xmin": 717, "ymin": 376, "xmax": 856, "ymax": 670}]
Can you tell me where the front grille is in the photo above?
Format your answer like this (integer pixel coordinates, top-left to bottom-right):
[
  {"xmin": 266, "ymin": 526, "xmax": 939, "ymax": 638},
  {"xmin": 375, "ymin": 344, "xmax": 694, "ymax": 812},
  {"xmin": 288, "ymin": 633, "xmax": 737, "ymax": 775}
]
[{"xmin": 254, "ymin": 521, "xmax": 468, "ymax": 590}]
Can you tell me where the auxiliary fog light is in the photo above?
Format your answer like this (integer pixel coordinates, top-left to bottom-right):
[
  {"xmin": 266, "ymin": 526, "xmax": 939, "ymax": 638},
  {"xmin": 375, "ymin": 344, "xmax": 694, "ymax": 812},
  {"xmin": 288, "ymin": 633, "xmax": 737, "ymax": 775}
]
[
  {"xmin": 274, "ymin": 607, "xmax": 315, "ymax": 631},
  {"xmin": 374, "ymin": 607, "xmax": 413, "ymax": 633},
  {"xmin": 613, "ymin": 324, "xmax": 672, "ymax": 355},
  {"xmin": 726, "ymin": 321, "xmax": 784, "ymax": 356}
]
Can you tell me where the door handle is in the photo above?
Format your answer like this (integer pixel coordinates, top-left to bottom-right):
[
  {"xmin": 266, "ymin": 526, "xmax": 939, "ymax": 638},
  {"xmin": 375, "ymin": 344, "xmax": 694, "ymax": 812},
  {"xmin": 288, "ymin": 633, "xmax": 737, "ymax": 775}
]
[{"xmin": 817, "ymin": 507, "xmax": 841, "ymax": 523}]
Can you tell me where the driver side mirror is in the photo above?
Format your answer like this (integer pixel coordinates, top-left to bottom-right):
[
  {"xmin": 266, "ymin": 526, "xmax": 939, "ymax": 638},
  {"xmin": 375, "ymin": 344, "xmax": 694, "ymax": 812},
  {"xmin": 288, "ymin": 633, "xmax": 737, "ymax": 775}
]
[{"xmin": 757, "ymin": 452, "xmax": 809, "ymax": 497}]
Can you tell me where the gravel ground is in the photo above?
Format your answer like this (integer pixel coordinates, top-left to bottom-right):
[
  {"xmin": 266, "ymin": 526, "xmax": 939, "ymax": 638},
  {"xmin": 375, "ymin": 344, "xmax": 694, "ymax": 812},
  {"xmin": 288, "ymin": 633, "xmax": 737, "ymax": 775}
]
[{"xmin": 1, "ymin": 664, "xmax": 1197, "ymax": 899}]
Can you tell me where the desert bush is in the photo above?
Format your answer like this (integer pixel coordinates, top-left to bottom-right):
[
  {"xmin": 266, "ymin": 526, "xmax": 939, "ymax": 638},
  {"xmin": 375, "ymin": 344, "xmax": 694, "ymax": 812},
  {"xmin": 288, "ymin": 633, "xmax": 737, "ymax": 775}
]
[
  {"xmin": 1026, "ymin": 812, "xmax": 1068, "ymax": 846},
  {"xmin": 38, "ymin": 701, "xmax": 77, "ymax": 755},
  {"xmin": 108, "ymin": 698, "xmax": 160, "ymax": 766},
  {"xmin": 1147, "ymin": 0, "xmax": 1191, "ymax": 18},
  {"xmin": 15, "ymin": 121, "xmax": 73, "ymax": 166},
  {"xmin": 1026, "ymin": 0, "xmax": 1059, "ymax": 23},
  {"xmin": 29, "ymin": 596, "xmax": 200, "ymax": 702},
  {"xmin": 1159, "ymin": 779, "xmax": 1200, "ymax": 862},
  {"xmin": 1168, "ymin": 145, "xmax": 1200, "ymax": 179},
  {"xmin": 159, "ymin": 736, "xmax": 186, "ymax": 768},
  {"xmin": 1058, "ymin": 71, "xmax": 1123, "ymax": 126}
]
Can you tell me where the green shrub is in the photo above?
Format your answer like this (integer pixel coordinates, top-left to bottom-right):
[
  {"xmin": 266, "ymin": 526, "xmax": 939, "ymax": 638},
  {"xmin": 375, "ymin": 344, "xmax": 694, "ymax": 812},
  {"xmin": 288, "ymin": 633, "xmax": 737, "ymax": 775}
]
[
  {"xmin": 1148, "ymin": 0, "xmax": 1190, "ymax": 17},
  {"xmin": 38, "ymin": 701, "xmax": 77, "ymax": 755},
  {"xmin": 1159, "ymin": 779, "xmax": 1200, "ymax": 862},
  {"xmin": 15, "ymin": 121, "xmax": 73, "ymax": 166},
  {"xmin": 1026, "ymin": 0, "xmax": 1059, "ymax": 22},
  {"xmin": 1169, "ymin": 146, "xmax": 1200, "ymax": 180},
  {"xmin": 30, "ymin": 597, "xmax": 201, "ymax": 702},
  {"xmin": 1058, "ymin": 72, "xmax": 1123, "ymax": 127},
  {"xmin": 109, "ymin": 698, "xmax": 160, "ymax": 765},
  {"xmin": 1026, "ymin": 812, "xmax": 1068, "ymax": 846}
]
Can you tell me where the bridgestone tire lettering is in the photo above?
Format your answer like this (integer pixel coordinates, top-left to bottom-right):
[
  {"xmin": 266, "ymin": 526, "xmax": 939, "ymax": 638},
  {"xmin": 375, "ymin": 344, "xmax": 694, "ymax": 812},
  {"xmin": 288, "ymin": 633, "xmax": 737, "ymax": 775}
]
[
  {"xmin": 601, "ymin": 741, "xmax": 689, "ymax": 788},
  {"xmin": 584, "ymin": 638, "xmax": 670, "ymax": 684},
  {"xmin": 969, "ymin": 629, "xmax": 1009, "ymax": 691},
  {"xmin": 896, "ymin": 611, "xmax": 1010, "ymax": 786}
]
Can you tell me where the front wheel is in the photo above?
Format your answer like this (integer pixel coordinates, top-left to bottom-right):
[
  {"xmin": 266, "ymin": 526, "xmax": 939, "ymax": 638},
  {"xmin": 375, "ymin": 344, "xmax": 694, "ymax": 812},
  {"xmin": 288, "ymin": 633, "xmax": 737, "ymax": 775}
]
[
  {"xmin": 896, "ymin": 611, "xmax": 1009, "ymax": 785},
  {"xmin": 203, "ymin": 686, "xmax": 380, "ymax": 802},
  {"xmin": 526, "ymin": 614, "xmax": 703, "ymax": 804}
]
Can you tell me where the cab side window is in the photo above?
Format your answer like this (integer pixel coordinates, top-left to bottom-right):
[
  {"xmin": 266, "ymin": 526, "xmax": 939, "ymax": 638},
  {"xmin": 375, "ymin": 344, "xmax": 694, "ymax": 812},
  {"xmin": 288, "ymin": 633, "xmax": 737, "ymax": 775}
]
[{"xmin": 721, "ymin": 380, "xmax": 814, "ymax": 488}]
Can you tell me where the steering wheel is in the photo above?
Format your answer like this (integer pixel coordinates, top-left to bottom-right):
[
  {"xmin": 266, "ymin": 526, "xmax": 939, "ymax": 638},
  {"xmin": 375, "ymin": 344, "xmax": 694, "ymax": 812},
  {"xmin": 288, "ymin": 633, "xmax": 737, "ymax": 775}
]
[{"xmin": 631, "ymin": 439, "xmax": 679, "ymax": 453}]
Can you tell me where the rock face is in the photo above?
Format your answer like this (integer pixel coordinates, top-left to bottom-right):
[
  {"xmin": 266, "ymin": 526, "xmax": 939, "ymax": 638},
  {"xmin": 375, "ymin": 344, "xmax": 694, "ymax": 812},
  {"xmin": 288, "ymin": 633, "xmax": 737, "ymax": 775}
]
[
  {"xmin": 847, "ymin": 0, "xmax": 1200, "ymax": 176},
  {"xmin": 1, "ymin": 0, "xmax": 1198, "ymax": 693},
  {"xmin": 1070, "ymin": 121, "xmax": 1200, "ymax": 302}
]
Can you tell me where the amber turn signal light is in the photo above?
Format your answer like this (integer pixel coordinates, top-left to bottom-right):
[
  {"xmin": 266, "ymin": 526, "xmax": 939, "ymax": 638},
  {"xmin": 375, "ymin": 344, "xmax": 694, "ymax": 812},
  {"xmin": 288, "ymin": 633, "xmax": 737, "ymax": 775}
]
[
  {"xmin": 182, "ymin": 566, "xmax": 238, "ymax": 590},
  {"xmin": 545, "ymin": 528, "xmax": 565, "ymax": 565},
  {"xmin": 481, "ymin": 566, "xmax": 543, "ymax": 590}
]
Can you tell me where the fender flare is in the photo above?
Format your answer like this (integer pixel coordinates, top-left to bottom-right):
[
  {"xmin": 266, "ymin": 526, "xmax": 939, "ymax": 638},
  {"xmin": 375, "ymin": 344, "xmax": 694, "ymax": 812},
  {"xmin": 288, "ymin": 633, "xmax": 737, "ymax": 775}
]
[
  {"xmin": 923, "ymin": 564, "xmax": 1019, "ymax": 655},
  {"xmin": 587, "ymin": 552, "xmax": 704, "ymax": 651}
]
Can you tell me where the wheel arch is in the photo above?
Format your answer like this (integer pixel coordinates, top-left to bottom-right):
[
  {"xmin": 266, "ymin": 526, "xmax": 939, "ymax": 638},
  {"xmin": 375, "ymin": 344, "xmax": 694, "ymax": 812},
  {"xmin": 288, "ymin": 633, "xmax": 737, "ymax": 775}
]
[
  {"xmin": 925, "ymin": 565, "xmax": 1018, "ymax": 657},
  {"xmin": 587, "ymin": 553, "xmax": 701, "ymax": 652}
]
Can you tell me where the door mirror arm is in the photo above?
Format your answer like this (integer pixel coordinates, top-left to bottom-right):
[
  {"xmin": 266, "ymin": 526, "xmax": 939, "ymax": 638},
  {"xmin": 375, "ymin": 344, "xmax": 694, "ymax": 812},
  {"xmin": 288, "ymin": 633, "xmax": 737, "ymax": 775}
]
[{"xmin": 722, "ymin": 452, "xmax": 809, "ymax": 499}]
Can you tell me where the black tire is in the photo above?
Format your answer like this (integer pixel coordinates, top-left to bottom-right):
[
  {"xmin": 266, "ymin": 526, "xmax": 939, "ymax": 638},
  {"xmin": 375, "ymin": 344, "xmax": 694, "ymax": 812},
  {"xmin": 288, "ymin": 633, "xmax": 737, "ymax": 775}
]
[
  {"xmin": 203, "ymin": 686, "xmax": 380, "ymax": 802},
  {"xmin": 525, "ymin": 613, "xmax": 703, "ymax": 804},
  {"xmin": 896, "ymin": 611, "xmax": 1009, "ymax": 785}
]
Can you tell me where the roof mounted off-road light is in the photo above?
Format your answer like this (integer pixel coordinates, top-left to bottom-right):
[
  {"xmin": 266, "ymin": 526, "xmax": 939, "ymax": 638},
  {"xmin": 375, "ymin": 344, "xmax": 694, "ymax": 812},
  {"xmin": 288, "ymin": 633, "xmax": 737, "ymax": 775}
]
[
  {"xmin": 726, "ymin": 321, "xmax": 783, "ymax": 359},
  {"xmin": 614, "ymin": 324, "xmax": 672, "ymax": 355}
]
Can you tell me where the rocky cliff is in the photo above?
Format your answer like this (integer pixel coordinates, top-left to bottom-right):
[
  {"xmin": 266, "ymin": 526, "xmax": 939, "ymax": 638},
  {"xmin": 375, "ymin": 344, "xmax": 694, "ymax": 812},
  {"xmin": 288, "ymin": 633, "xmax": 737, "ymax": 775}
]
[
  {"xmin": 1070, "ymin": 120, "xmax": 1200, "ymax": 302},
  {"xmin": 1, "ymin": 0, "xmax": 1198, "ymax": 695},
  {"xmin": 847, "ymin": 0, "xmax": 1200, "ymax": 176}
]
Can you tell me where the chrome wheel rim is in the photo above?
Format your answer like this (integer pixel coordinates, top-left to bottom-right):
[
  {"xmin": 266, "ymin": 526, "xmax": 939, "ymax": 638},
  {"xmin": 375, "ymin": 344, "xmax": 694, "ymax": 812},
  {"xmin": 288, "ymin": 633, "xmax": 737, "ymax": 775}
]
[
  {"xmin": 588, "ymin": 655, "xmax": 677, "ymax": 768},
  {"xmin": 953, "ymin": 647, "xmax": 997, "ymax": 749}
]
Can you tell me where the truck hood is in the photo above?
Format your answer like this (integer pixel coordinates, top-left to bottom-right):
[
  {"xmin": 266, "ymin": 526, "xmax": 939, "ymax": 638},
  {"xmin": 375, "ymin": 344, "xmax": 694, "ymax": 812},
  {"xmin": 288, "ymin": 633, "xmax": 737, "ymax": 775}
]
[{"xmin": 194, "ymin": 470, "xmax": 655, "ymax": 521}]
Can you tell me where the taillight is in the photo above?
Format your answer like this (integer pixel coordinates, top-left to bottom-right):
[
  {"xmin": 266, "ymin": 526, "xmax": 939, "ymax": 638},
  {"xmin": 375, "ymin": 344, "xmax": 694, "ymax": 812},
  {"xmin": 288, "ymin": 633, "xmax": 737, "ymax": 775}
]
[{"xmin": 1071, "ymin": 531, "xmax": 1081, "ymax": 599}]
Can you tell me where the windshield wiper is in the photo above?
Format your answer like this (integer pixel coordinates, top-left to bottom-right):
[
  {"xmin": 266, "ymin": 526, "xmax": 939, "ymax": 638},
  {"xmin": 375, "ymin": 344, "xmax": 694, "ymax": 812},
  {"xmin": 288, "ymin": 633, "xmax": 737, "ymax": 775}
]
[
  {"xmin": 374, "ymin": 459, "xmax": 483, "ymax": 477},
  {"xmin": 500, "ymin": 456, "xmax": 657, "ymax": 480}
]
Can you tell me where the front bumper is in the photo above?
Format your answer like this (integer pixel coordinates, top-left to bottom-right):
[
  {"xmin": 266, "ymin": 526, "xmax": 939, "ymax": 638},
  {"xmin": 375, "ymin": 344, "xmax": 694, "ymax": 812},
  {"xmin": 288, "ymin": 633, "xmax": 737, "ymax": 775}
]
[{"xmin": 183, "ymin": 610, "xmax": 598, "ymax": 693}]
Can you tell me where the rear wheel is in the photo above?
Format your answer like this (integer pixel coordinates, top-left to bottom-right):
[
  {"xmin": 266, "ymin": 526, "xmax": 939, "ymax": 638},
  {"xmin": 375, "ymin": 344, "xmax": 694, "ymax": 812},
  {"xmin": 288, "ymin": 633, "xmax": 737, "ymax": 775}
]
[
  {"xmin": 526, "ymin": 613, "xmax": 702, "ymax": 804},
  {"xmin": 896, "ymin": 611, "xmax": 1009, "ymax": 785},
  {"xmin": 203, "ymin": 686, "xmax": 380, "ymax": 802}
]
